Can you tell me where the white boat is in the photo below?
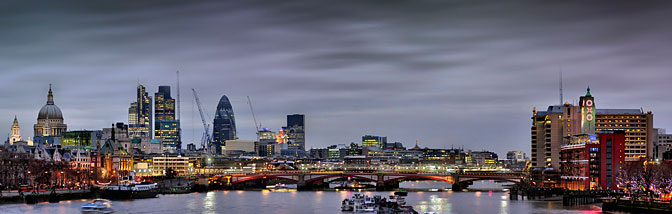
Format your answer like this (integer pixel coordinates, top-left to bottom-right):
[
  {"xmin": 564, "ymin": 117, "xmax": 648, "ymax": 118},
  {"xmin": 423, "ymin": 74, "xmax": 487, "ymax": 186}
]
[
  {"xmin": 81, "ymin": 199, "xmax": 114, "ymax": 214},
  {"xmin": 266, "ymin": 183, "xmax": 297, "ymax": 190},
  {"xmin": 341, "ymin": 192, "xmax": 415, "ymax": 214}
]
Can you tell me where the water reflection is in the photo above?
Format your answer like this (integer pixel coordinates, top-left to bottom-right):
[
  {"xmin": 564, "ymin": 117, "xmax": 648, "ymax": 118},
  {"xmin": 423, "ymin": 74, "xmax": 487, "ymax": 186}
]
[
  {"xmin": 0, "ymin": 181, "xmax": 603, "ymax": 214},
  {"xmin": 203, "ymin": 192, "xmax": 216, "ymax": 214}
]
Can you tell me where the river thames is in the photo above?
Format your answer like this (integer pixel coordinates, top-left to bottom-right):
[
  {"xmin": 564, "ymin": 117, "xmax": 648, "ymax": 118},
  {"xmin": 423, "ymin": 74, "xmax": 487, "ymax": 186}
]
[{"xmin": 1, "ymin": 181, "xmax": 605, "ymax": 214}]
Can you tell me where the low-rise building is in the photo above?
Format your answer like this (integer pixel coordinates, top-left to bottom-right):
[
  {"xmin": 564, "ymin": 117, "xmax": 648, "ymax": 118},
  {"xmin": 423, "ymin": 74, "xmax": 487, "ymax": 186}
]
[{"xmin": 152, "ymin": 156, "xmax": 190, "ymax": 176}]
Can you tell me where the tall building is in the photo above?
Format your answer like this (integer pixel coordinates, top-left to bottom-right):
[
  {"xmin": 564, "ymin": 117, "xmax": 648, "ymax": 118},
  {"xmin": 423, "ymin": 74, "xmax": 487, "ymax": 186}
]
[
  {"xmin": 154, "ymin": 86, "xmax": 180, "ymax": 151},
  {"xmin": 212, "ymin": 94, "xmax": 236, "ymax": 154},
  {"xmin": 531, "ymin": 88, "xmax": 654, "ymax": 169},
  {"xmin": 34, "ymin": 84, "xmax": 67, "ymax": 137},
  {"xmin": 560, "ymin": 131, "xmax": 626, "ymax": 190},
  {"xmin": 128, "ymin": 85, "xmax": 152, "ymax": 139},
  {"xmin": 285, "ymin": 114, "xmax": 305, "ymax": 151},
  {"xmin": 9, "ymin": 116, "xmax": 21, "ymax": 144},
  {"xmin": 362, "ymin": 135, "xmax": 387, "ymax": 149}
]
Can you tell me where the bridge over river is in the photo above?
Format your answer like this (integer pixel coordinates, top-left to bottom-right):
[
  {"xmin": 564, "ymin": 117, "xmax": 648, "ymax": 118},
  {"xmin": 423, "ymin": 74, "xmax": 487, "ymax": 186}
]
[{"xmin": 207, "ymin": 171, "xmax": 523, "ymax": 191}]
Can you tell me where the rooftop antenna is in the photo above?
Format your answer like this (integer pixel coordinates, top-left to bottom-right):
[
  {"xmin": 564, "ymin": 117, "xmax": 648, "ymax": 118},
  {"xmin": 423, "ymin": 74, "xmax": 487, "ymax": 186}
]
[
  {"xmin": 176, "ymin": 71, "xmax": 181, "ymax": 147},
  {"xmin": 559, "ymin": 67, "xmax": 563, "ymax": 105}
]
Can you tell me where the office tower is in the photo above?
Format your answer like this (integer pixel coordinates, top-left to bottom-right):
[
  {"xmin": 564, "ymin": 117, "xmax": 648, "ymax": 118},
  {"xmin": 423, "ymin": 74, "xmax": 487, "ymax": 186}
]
[
  {"xmin": 362, "ymin": 135, "xmax": 387, "ymax": 148},
  {"xmin": 212, "ymin": 94, "xmax": 236, "ymax": 154},
  {"xmin": 128, "ymin": 85, "xmax": 152, "ymax": 139},
  {"xmin": 285, "ymin": 114, "xmax": 305, "ymax": 151},
  {"xmin": 154, "ymin": 86, "xmax": 180, "ymax": 151}
]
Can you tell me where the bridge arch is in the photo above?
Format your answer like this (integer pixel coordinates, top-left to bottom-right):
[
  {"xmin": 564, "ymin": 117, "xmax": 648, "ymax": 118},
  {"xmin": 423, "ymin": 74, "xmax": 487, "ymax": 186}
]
[
  {"xmin": 232, "ymin": 175, "xmax": 298, "ymax": 184},
  {"xmin": 383, "ymin": 175, "xmax": 454, "ymax": 184},
  {"xmin": 458, "ymin": 177, "xmax": 521, "ymax": 184},
  {"xmin": 304, "ymin": 174, "xmax": 377, "ymax": 184}
]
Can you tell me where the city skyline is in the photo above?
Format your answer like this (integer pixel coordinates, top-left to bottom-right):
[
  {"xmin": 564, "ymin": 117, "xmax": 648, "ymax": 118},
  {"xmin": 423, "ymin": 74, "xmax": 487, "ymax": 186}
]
[{"xmin": 4, "ymin": 1, "xmax": 672, "ymax": 156}]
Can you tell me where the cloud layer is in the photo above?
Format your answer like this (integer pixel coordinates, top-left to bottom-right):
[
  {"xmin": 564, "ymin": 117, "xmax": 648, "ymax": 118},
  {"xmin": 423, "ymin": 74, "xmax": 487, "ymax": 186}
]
[{"xmin": 2, "ymin": 1, "xmax": 672, "ymax": 156}]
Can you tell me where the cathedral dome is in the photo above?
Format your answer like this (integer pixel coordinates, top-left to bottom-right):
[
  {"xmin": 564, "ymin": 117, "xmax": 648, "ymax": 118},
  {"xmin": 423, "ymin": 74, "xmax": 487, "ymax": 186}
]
[
  {"xmin": 38, "ymin": 104, "xmax": 63, "ymax": 120},
  {"xmin": 37, "ymin": 84, "xmax": 64, "ymax": 120}
]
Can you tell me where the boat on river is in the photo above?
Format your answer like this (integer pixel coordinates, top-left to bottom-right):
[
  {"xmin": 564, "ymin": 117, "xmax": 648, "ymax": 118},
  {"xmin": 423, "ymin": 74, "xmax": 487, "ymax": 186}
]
[
  {"xmin": 341, "ymin": 192, "xmax": 417, "ymax": 214},
  {"xmin": 101, "ymin": 173, "xmax": 159, "ymax": 200},
  {"xmin": 81, "ymin": 199, "xmax": 115, "ymax": 213}
]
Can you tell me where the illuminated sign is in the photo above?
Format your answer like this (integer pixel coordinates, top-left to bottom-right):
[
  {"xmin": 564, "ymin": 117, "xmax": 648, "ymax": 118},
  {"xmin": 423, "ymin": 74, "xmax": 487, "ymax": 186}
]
[{"xmin": 580, "ymin": 88, "xmax": 596, "ymax": 134}]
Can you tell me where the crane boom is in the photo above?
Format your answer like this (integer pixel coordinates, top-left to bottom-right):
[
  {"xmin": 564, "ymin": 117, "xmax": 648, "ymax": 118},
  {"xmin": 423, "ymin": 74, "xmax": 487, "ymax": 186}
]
[
  {"xmin": 247, "ymin": 96, "xmax": 261, "ymax": 131},
  {"xmin": 192, "ymin": 88, "xmax": 211, "ymax": 152}
]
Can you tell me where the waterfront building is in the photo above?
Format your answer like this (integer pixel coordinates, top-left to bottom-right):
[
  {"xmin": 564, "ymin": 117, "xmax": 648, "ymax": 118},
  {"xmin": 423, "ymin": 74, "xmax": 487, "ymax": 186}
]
[
  {"xmin": 468, "ymin": 151, "xmax": 499, "ymax": 167},
  {"xmin": 366, "ymin": 148, "xmax": 422, "ymax": 164},
  {"xmin": 128, "ymin": 85, "xmax": 153, "ymax": 139},
  {"xmin": 531, "ymin": 88, "xmax": 654, "ymax": 169},
  {"xmin": 61, "ymin": 130, "xmax": 103, "ymax": 151},
  {"xmin": 212, "ymin": 94, "xmax": 236, "ymax": 154},
  {"xmin": 362, "ymin": 135, "xmax": 387, "ymax": 149},
  {"xmin": 34, "ymin": 85, "xmax": 67, "ymax": 138},
  {"xmin": 560, "ymin": 131, "xmax": 626, "ymax": 190},
  {"xmin": 420, "ymin": 148, "xmax": 467, "ymax": 165},
  {"xmin": 154, "ymin": 86, "xmax": 181, "ymax": 152},
  {"xmin": 98, "ymin": 133, "xmax": 133, "ymax": 181},
  {"xmin": 152, "ymin": 156, "xmax": 190, "ymax": 176},
  {"xmin": 285, "ymin": 114, "xmax": 305, "ymax": 151}
]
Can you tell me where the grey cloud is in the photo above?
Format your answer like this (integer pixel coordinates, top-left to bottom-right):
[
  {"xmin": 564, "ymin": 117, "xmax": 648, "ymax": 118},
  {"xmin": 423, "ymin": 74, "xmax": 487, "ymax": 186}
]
[{"xmin": 2, "ymin": 1, "xmax": 672, "ymax": 156}]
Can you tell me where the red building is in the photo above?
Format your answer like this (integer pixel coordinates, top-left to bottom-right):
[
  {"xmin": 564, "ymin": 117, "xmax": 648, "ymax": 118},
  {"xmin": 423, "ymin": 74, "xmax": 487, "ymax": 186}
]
[{"xmin": 560, "ymin": 131, "xmax": 625, "ymax": 190}]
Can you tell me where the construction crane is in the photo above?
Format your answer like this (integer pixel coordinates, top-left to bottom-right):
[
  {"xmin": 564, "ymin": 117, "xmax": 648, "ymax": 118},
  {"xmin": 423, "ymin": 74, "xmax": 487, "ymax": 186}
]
[
  {"xmin": 192, "ymin": 88, "xmax": 212, "ymax": 153},
  {"xmin": 247, "ymin": 96, "xmax": 261, "ymax": 132}
]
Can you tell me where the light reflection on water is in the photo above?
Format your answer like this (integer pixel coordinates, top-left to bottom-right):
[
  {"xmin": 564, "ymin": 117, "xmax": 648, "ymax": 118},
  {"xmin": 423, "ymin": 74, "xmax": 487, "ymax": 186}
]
[{"xmin": 0, "ymin": 181, "xmax": 603, "ymax": 214}]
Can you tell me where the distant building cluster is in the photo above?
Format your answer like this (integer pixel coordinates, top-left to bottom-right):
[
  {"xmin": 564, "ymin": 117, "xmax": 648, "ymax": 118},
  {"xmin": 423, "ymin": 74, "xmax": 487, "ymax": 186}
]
[{"xmin": 530, "ymin": 87, "xmax": 672, "ymax": 190}]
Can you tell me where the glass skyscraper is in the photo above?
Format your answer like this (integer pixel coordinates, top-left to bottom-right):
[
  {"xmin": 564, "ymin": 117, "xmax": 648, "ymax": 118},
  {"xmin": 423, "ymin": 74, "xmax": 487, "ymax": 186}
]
[
  {"xmin": 128, "ymin": 85, "xmax": 152, "ymax": 139},
  {"xmin": 285, "ymin": 114, "xmax": 305, "ymax": 151},
  {"xmin": 212, "ymin": 94, "xmax": 236, "ymax": 154},
  {"xmin": 155, "ymin": 86, "xmax": 181, "ymax": 152}
]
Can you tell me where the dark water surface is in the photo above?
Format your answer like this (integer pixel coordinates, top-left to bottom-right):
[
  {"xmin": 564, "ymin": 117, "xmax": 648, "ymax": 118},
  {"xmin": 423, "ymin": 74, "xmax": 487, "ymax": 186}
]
[{"xmin": 0, "ymin": 181, "xmax": 604, "ymax": 214}]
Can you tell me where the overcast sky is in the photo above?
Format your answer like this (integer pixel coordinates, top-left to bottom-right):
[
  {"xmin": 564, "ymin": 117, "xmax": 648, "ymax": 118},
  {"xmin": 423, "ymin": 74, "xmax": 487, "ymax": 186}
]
[{"xmin": 2, "ymin": 1, "xmax": 672, "ymax": 156}]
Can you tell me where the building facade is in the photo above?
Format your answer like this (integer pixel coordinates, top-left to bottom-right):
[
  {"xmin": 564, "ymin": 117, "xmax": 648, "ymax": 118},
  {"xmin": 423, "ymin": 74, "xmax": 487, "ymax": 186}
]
[
  {"xmin": 362, "ymin": 135, "xmax": 387, "ymax": 149},
  {"xmin": 560, "ymin": 131, "xmax": 625, "ymax": 190},
  {"xmin": 212, "ymin": 94, "xmax": 236, "ymax": 154},
  {"xmin": 128, "ymin": 85, "xmax": 152, "ymax": 139},
  {"xmin": 62, "ymin": 130, "xmax": 102, "ymax": 151},
  {"xmin": 284, "ymin": 114, "xmax": 305, "ymax": 151},
  {"xmin": 154, "ymin": 86, "xmax": 180, "ymax": 151},
  {"xmin": 532, "ymin": 88, "xmax": 653, "ymax": 170}
]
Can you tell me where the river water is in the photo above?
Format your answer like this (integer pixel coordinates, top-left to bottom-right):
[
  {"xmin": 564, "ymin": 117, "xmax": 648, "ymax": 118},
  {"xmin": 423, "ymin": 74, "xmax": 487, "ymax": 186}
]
[{"xmin": 0, "ymin": 181, "xmax": 605, "ymax": 214}]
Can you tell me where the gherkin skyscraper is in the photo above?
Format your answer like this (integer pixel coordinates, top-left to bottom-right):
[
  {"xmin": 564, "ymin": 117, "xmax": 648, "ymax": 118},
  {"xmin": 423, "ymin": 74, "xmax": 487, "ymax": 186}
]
[{"xmin": 212, "ymin": 94, "xmax": 236, "ymax": 154}]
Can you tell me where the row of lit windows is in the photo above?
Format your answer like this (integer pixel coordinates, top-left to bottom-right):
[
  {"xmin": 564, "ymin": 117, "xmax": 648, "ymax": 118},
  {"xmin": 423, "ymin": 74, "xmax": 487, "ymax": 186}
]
[{"xmin": 599, "ymin": 115, "xmax": 643, "ymax": 119}]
